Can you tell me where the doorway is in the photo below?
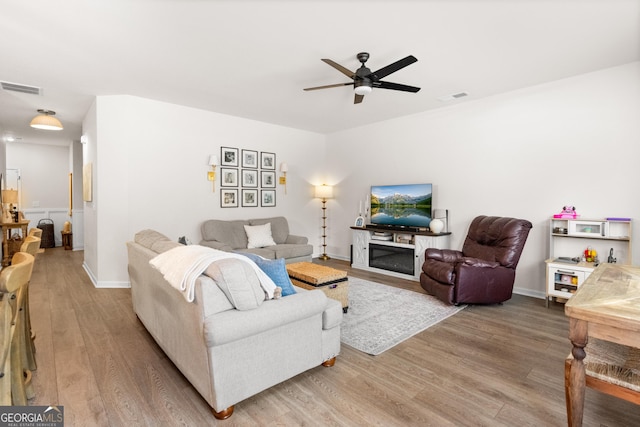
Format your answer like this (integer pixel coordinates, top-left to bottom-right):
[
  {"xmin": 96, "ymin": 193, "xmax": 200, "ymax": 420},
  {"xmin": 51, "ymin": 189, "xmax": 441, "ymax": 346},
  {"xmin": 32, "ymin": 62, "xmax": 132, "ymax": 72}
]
[{"xmin": 4, "ymin": 168, "xmax": 21, "ymax": 210}]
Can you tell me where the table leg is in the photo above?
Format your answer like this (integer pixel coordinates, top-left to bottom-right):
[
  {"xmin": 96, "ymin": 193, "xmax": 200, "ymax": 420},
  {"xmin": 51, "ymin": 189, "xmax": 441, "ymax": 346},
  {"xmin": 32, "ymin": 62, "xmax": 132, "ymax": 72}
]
[
  {"xmin": 567, "ymin": 318, "xmax": 588, "ymax": 427},
  {"xmin": 1, "ymin": 229, "xmax": 9, "ymax": 267}
]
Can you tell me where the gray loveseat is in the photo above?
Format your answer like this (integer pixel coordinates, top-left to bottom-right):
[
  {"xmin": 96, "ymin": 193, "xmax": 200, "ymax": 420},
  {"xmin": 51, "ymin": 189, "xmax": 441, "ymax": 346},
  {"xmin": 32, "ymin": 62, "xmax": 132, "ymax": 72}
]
[
  {"xmin": 200, "ymin": 216, "xmax": 312, "ymax": 263},
  {"xmin": 127, "ymin": 229, "xmax": 342, "ymax": 419}
]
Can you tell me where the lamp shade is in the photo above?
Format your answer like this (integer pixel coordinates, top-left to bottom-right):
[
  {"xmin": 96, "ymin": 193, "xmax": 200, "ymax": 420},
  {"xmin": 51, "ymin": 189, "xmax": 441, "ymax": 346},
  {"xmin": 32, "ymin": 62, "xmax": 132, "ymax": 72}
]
[
  {"xmin": 30, "ymin": 109, "xmax": 63, "ymax": 130},
  {"xmin": 208, "ymin": 155, "xmax": 218, "ymax": 166},
  {"xmin": 280, "ymin": 162, "xmax": 288, "ymax": 172},
  {"xmin": 315, "ymin": 184, "xmax": 333, "ymax": 199},
  {"xmin": 2, "ymin": 189, "xmax": 18, "ymax": 204}
]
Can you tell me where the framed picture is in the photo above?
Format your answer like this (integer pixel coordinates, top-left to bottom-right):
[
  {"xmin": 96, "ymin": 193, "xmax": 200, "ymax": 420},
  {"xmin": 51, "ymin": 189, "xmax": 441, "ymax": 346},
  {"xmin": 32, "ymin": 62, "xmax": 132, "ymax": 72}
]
[
  {"xmin": 221, "ymin": 147, "xmax": 239, "ymax": 167},
  {"xmin": 260, "ymin": 152, "xmax": 276, "ymax": 170},
  {"xmin": 241, "ymin": 189, "xmax": 258, "ymax": 207},
  {"xmin": 221, "ymin": 189, "xmax": 238, "ymax": 208},
  {"xmin": 241, "ymin": 149, "xmax": 258, "ymax": 168},
  {"xmin": 261, "ymin": 171, "xmax": 276, "ymax": 188},
  {"xmin": 220, "ymin": 168, "xmax": 238, "ymax": 187},
  {"xmin": 241, "ymin": 169, "xmax": 258, "ymax": 187},
  {"xmin": 82, "ymin": 162, "xmax": 92, "ymax": 202},
  {"xmin": 261, "ymin": 189, "xmax": 276, "ymax": 207},
  {"xmin": 354, "ymin": 216, "xmax": 365, "ymax": 228}
]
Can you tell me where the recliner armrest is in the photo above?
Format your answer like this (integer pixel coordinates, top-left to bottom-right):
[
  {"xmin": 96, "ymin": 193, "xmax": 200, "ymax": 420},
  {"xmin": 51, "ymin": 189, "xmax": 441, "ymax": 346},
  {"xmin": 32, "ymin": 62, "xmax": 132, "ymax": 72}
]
[
  {"xmin": 425, "ymin": 248, "xmax": 464, "ymax": 263},
  {"xmin": 462, "ymin": 257, "xmax": 500, "ymax": 268}
]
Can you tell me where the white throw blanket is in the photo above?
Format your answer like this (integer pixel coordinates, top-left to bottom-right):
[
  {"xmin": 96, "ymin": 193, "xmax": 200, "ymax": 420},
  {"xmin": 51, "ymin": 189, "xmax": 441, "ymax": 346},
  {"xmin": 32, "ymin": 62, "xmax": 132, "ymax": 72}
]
[{"xmin": 149, "ymin": 245, "xmax": 277, "ymax": 302}]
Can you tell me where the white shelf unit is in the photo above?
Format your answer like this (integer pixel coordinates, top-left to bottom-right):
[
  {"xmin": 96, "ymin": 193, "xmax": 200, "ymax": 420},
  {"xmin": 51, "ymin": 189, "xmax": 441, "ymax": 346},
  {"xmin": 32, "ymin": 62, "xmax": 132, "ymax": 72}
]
[
  {"xmin": 545, "ymin": 261, "xmax": 594, "ymax": 308},
  {"xmin": 545, "ymin": 217, "xmax": 632, "ymax": 306},
  {"xmin": 351, "ymin": 227, "xmax": 450, "ymax": 281}
]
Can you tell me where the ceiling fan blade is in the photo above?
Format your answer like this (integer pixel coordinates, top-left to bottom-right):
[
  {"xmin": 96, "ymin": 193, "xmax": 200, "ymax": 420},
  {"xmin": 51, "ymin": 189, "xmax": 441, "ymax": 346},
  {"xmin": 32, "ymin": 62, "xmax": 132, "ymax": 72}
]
[
  {"xmin": 369, "ymin": 55, "xmax": 417, "ymax": 80},
  {"xmin": 322, "ymin": 59, "xmax": 355, "ymax": 78},
  {"xmin": 354, "ymin": 94, "xmax": 364, "ymax": 104},
  {"xmin": 375, "ymin": 81, "xmax": 421, "ymax": 93},
  {"xmin": 304, "ymin": 82, "xmax": 353, "ymax": 91}
]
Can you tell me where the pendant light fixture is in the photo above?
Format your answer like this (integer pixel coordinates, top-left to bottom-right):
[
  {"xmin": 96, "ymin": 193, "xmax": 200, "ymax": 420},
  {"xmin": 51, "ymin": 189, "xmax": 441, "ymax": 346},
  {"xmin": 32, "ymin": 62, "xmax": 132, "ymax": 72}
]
[{"xmin": 30, "ymin": 109, "xmax": 63, "ymax": 130}]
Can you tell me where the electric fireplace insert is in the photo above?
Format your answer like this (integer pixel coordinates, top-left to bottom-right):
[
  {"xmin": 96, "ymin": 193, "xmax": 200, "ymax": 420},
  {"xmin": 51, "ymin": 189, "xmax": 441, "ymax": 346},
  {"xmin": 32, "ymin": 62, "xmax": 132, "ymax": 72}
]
[{"xmin": 368, "ymin": 243, "xmax": 414, "ymax": 276}]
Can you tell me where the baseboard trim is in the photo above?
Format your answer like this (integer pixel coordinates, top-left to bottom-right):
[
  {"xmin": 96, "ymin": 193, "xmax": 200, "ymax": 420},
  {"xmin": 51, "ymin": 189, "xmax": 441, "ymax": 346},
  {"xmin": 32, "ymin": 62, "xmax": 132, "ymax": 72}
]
[
  {"xmin": 513, "ymin": 287, "xmax": 545, "ymax": 300},
  {"xmin": 83, "ymin": 261, "xmax": 131, "ymax": 288}
]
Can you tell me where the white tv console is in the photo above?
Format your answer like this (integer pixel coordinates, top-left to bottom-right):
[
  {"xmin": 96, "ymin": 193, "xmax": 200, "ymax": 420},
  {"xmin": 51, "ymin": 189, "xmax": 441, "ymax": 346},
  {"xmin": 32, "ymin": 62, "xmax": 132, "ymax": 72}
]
[{"xmin": 350, "ymin": 226, "xmax": 451, "ymax": 281}]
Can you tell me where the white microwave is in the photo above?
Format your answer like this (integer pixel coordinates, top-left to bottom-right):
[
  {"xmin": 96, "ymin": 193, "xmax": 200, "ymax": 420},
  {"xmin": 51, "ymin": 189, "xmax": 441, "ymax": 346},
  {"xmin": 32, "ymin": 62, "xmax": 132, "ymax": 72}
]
[{"xmin": 568, "ymin": 220, "xmax": 609, "ymax": 237}]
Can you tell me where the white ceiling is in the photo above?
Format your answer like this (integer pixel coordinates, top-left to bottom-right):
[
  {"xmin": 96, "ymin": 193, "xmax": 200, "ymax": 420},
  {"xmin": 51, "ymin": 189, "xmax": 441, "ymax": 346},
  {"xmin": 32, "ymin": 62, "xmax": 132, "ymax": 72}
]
[{"xmin": 1, "ymin": 0, "xmax": 638, "ymax": 146}]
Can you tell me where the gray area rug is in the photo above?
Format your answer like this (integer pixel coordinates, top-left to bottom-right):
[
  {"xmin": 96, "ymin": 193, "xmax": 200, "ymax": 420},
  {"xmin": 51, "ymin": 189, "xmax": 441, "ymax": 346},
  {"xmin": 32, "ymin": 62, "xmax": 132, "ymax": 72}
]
[{"xmin": 341, "ymin": 277, "xmax": 466, "ymax": 355}]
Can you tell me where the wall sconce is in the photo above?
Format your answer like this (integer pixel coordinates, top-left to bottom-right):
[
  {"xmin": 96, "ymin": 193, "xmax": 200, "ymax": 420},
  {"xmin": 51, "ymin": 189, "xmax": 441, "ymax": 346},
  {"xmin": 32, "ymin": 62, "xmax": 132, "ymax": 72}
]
[
  {"xmin": 279, "ymin": 162, "xmax": 288, "ymax": 194},
  {"xmin": 208, "ymin": 155, "xmax": 218, "ymax": 192}
]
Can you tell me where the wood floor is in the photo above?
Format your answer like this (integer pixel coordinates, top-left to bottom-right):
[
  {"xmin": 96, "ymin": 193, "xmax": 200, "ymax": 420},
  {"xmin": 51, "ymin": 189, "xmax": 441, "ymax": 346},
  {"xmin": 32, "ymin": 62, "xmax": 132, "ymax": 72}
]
[{"xmin": 27, "ymin": 248, "xmax": 640, "ymax": 426}]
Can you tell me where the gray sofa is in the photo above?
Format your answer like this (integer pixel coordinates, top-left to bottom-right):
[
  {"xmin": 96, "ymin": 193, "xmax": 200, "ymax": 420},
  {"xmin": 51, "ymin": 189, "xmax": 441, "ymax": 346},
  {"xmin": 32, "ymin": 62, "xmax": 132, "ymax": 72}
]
[
  {"xmin": 126, "ymin": 229, "xmax": 342, "ymax": 419},
  {"xmin": 200, "ymin": 216, "xmax": 312, "ymax": 263}
]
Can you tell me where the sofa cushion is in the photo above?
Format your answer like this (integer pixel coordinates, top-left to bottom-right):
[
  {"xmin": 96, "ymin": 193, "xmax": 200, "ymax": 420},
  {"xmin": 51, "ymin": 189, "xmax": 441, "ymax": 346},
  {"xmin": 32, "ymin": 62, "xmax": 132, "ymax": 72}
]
[
  {"xmin": 204, "ymin": 258, "xmax": 265, "ymax": 310},
  {"xmin": 198, "ymin": 275, "xmax": 234, "ymax": 315},
  {"xmin": 244, "ymin": 223, "xmax": 277, "ymax": 248},
  {"xmin": 201, "ymin": 219, "xmax": 249, "ymax": 249},
  {"xmin": 249, "ymin": 217, "xmax": 289, "ymax": 244},
  {"xmin": 240, "ymin": 253, "xmax": 296, "ymax": 296}
]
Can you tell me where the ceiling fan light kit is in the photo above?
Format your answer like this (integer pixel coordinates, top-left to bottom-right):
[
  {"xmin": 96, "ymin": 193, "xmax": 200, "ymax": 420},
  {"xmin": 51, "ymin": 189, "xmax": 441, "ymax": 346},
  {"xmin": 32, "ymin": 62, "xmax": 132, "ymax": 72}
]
[
  {"xmin": 30, "ymin": 109, "xmax": 63, "ymax": 131},
  {"xmin": 354, "ymin": 83, "xmax": 373, "ymax": 96},
  {"xmin": 304, "ymin": 52, "xmax": 420, "ymax": 104}
]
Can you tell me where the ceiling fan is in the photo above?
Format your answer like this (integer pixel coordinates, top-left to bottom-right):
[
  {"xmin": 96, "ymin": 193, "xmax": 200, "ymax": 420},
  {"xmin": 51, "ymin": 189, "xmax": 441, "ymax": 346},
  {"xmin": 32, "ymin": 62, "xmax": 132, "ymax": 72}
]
[{"xmin": 304, "ymin": 52, "xmax": 420, "ymax": 104}]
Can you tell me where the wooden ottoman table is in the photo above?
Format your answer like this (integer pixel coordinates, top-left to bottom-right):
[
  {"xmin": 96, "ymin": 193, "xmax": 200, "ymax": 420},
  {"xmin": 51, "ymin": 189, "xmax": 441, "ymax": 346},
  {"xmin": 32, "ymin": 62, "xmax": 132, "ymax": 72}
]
[{"xmin": 286, "ymin": 262, "xmax": 349, "ymax": 313}]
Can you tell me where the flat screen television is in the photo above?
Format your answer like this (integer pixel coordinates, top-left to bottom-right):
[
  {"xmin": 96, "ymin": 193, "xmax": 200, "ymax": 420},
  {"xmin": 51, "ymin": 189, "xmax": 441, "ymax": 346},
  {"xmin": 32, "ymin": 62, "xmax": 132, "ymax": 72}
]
[{"xmin": 370, "ymin": 183, "xmax": 432, "ymax": 228}]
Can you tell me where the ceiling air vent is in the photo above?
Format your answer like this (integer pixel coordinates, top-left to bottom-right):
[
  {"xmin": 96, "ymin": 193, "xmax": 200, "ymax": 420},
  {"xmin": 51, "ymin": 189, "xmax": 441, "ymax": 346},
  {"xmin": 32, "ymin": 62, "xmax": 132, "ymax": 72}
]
[
  {"xmin": 0, "ymin": 81, "xmax": 42, "ymax": 95},
  {"xmin": 438, "ymin": 92, "xmax": 469, "ymax": 102}
]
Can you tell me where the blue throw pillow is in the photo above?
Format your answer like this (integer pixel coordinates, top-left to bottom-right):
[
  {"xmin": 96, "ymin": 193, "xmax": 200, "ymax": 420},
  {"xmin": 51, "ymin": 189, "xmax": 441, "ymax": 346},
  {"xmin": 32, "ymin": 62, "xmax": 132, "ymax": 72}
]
[{"xmin": 239, "ymin": 253, "xmax": 297, "ymax": 296}]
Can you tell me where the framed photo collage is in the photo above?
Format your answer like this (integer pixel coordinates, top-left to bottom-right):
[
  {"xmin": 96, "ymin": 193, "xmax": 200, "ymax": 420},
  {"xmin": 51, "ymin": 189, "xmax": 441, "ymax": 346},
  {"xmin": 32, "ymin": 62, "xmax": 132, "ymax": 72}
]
[{"xmin": 219, "ymin": 146, "xmax": 276, "ymax": 208}]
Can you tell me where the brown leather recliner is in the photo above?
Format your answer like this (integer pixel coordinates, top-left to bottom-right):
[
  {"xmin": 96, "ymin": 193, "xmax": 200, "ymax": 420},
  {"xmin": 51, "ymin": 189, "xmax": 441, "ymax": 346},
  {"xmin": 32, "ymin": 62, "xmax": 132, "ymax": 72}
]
[{"xmin": 420, "ymin": 215, "xmax": 532, "ymax": 305}]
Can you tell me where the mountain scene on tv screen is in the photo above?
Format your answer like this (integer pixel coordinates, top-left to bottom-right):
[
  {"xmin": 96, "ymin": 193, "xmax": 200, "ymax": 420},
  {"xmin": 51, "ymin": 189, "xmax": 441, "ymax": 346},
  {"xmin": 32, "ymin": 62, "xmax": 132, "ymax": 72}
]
[{"xmin": 371, "ymin": 189, "xmax": 432, "ymax": 227}]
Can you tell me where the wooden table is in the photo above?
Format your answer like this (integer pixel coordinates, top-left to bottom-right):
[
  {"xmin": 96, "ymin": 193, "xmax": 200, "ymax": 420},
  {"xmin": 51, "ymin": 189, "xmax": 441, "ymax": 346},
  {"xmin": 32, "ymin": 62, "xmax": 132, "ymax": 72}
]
[
  {"xmin": 565, "ymin": 263, "xmax": 640, "ymax": 426},
  {"xmin": 1, "ymin": 220, "xmax": 29, "ymax": 267}
]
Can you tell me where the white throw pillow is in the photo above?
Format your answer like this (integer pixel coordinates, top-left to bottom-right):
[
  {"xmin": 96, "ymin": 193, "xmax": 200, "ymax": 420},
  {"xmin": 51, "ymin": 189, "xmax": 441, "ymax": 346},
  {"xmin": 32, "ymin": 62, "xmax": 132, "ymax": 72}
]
[{"xmin": 244, "ymin": 223, "xmax": 276, "ymax": 248}]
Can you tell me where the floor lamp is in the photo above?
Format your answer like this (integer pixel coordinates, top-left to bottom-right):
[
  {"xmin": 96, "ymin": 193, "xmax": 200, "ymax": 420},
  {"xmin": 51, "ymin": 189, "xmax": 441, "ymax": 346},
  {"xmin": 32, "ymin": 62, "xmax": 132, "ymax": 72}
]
[{"xmin": 315, "ymin": 184, "xmax": 334, "ymax": 260}]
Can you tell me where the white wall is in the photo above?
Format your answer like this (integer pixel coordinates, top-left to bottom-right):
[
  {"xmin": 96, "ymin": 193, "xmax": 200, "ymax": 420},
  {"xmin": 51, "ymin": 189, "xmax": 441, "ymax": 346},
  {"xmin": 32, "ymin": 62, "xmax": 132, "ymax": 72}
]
[
  {"xmin": 82, "ymin": 101, "xmax": 98, "ymax": 282},
  {"xmin": 326, "ymin": 62, "xmax": 640, "ymax": 298},
  {"xmin": 70, "ymin": 140, "xmax": 84, "ymax": 250},
  {"xmin": 84, "ymin": 95, "xmax": 327, "ymax": 287},
  {"xmin": 6, "ymin": 142, "xmax": 72, "ymax": 247},
  {"xmin": 6, "ymin": 143, "xmax": 68, "ymax": 209},
  {"xmin": 0, "ymin": 143, "xmax": 6, "ymax": 192}
]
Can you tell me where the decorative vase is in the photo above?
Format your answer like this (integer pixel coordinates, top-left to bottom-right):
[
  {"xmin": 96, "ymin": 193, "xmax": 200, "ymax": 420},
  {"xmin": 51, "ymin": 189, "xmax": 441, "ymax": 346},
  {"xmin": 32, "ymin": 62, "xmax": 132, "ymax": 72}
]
[{"xmin": 429, "ymin": 219, "xmax": 444, "ymax": 234}]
